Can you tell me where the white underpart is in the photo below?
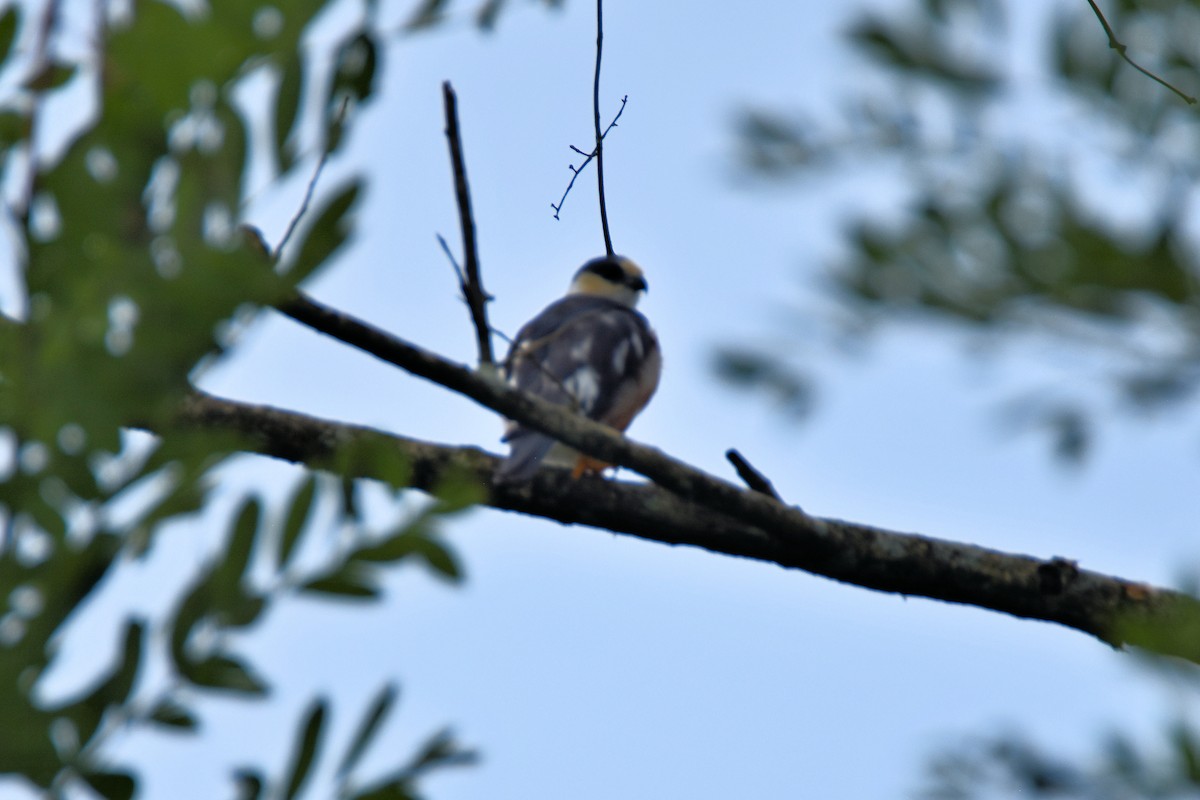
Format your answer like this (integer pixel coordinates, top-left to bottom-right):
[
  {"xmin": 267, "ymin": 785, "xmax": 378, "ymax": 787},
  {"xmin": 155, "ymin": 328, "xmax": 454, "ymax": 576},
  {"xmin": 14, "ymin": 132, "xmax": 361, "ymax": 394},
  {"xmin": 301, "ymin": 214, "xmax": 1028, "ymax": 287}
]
[
  {"xmin": 630, "ymin": 333, "xmax": 644, "ymax": 360},
  {"xmin": 564, "ymin": 366, "xmax": 601, "ymax": 412},
  {"xmin": 611, "ymin": 339, "xmax": 630, "ymax": 374},
  {"xmin": 569, "ymin": 336, "xmax": 593, "ymax": 362}
]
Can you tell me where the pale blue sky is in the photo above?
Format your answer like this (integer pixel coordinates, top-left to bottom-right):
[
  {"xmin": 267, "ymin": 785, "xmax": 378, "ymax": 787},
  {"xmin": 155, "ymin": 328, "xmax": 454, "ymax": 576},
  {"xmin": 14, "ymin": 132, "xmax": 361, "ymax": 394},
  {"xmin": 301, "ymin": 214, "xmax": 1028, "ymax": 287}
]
[{"xmin": 12, "ymin": 0, "xmax": 1199, "ymax": 798}]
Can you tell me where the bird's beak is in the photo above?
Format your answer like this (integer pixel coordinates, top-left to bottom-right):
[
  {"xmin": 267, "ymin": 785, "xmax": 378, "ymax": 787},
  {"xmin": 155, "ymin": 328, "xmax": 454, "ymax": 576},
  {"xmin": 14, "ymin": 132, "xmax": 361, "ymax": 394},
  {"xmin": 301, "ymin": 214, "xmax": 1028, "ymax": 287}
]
[{"xmin": 628, "ymin": 275, "xmax": 648, "ymax": 293}]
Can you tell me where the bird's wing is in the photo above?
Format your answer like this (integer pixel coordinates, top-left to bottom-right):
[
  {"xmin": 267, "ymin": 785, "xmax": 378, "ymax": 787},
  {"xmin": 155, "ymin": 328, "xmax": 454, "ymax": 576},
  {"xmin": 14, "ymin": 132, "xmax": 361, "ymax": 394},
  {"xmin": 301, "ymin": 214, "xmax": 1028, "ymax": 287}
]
[{"xmin": 495, "ymin": 295, "xmax": 660, "ymax": 482}]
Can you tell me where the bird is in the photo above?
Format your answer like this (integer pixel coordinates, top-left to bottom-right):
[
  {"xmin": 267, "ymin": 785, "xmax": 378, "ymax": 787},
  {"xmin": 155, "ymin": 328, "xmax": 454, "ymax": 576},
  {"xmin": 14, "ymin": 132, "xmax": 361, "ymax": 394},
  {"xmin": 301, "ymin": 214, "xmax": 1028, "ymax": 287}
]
[{"xmin": 494, "ymin": 255, "xmax": 661, "ymax": 484}]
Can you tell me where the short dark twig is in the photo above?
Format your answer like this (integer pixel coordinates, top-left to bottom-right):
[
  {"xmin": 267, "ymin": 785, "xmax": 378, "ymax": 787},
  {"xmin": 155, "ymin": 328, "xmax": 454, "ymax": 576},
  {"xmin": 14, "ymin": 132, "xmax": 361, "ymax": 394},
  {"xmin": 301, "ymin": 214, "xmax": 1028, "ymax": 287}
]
[
  {"xmin": 435, "ymin": 232, "xmax": 467, "ymax": 288},
  {"xmin": 435, "ymin": 236, "xmax": 573, "ymax": 403},
  {"xmin": 1086, "ymin": 0, "xmax": 1196, "ymax": 105},
  {"xmin": 276, "ymin": 96, "xmax": 351, "ymax": 257},
  {"xmin": 593, "ymin": 0, "xmax": 613, "ymax": 255},
  {"xmin": 442, "ymin": 81, "xmax": 495, "ymax": 367},
  {"xmin": 550, "ymin": 95, "xmax": 627, "ymax": 221},
  {"xmin": 726, "ymin": 449, "xmax": 783, "ymax": 502}
]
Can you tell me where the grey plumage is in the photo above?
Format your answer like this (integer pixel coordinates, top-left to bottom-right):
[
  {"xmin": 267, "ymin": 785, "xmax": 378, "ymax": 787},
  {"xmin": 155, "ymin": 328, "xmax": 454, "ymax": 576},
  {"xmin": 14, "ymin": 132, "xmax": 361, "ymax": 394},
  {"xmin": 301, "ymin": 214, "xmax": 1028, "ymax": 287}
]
[{"xmin": 494, "ymin": 293, "xmax": 660, "ymax": 483}]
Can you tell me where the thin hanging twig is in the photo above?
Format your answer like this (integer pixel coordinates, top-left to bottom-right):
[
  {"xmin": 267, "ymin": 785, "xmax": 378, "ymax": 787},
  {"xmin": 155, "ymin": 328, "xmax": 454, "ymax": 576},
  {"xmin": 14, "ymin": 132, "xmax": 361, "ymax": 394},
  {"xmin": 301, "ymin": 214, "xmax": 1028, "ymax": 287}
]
[
  {"xmin": 1085, "ymin": 0, "xmax": 1196, "ymax": 105},
  {"xmin": 550, "ymin": 95, "xmax": 626, "ymax": 220},
  {"xmin": 593, "ymin": 0, "xmax": 614, "ymax": 255},
  {"xmin": 276, "ymin": 96, "xmax": 351, "ymax": 257}
]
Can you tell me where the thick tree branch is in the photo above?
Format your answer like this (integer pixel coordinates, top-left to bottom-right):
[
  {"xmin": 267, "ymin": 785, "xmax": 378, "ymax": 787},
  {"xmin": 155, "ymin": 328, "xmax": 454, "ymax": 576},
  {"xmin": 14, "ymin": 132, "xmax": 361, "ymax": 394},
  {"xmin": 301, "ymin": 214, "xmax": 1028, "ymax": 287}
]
[
  {"xmin": 267, "ymin": 291, "xmax": 1200, "ymax": 661},
  {"xmin": 173, "ymin": 390, "xmax": 1200, "ymax": 663}
]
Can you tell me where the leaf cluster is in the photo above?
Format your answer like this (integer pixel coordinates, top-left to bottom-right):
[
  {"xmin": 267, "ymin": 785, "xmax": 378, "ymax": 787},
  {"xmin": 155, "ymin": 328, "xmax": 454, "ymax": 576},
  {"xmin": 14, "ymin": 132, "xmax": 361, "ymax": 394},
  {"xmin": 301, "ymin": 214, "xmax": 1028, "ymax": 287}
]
[
  {"xmin": 0, "ymin": 0, "xmax": 510, "ymax": 796},
  {"xmin": 727, "ymin": 0, "xmax": 1200, "ymax": 461}
]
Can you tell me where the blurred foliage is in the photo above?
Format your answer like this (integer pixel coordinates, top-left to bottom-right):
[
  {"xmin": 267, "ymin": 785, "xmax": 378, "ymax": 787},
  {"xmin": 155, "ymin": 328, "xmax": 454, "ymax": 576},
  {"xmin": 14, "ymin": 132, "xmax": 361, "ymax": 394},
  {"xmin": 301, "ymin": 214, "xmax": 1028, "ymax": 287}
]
[
  {"xmin": 912, "ymin": 583, "xmax": 1200, "ymax": 798},
  {"xmin": 403, "ymin": 0, "xmax": 564, "ymax": 32},
  {"xmin": 0, "ymin": 0, "xmax": 514, "ymax": 796},
  {"xmin": 918, "ymin": 723, "xmax": 1200, "ymax": 799},
  {"xmin": 726, "ymin": 0, "xmax": 1200, "ymax": 462}
]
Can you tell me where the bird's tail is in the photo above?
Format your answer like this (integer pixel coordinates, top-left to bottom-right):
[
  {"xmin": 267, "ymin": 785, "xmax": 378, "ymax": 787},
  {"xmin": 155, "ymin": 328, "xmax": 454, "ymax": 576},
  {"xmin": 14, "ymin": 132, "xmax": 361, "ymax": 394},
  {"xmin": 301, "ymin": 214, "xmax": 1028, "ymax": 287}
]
[{"xmin": 493, "ymin": 430, "xmax": 556, "ymax": 484}]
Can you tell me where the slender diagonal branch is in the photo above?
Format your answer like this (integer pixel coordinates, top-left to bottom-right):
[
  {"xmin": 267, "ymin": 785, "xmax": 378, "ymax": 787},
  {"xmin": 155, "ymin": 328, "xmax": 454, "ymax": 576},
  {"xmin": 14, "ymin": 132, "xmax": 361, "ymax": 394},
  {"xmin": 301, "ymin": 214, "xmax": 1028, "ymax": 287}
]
[
  {"xmin": 276, "ymin": 96, "xmax": 352, "ymax": 258},
  {"xmin": 171, "ymin": 389, "xmax": 1200, "ymax": 664},
  {"xmin": 593, "ymin": 0, "xmax": 614, "ymax": 255},
  {"xmin": 1086, "ymin": 0, "xmax": 1196, "ymax": 105},
  {"xmin": 435, "ymin": 232, "xmax": 466, "ymax": 287},
  {"xmin": 550, "ymin": 95, "xmax": 627, "ymax": 220},
  {"xmin": 268, "ymin": 290, "xmax": 1200, "ymax": 661},
  {"xmin": 442, "ymin": 81, "xmax": 494, "ymax": 367}
]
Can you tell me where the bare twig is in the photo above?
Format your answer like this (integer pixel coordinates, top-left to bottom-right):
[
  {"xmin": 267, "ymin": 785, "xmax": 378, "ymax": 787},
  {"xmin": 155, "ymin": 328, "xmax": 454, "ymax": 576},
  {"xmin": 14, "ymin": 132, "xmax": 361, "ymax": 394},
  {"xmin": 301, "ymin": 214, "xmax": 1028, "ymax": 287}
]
[
  {"xmin": 442, "ymin": 81, "xmax": 494, "ymax": 367},
  {"xmin": 1086, "ymin": 0, "xmax": 1196, "ymax": 105},
  {"xmin": 593, "ymin": 0, "xmax": 613, "ymax": 256},
  {"xmin": 435, "ymin": 233, "xmax": 574, "ymax": 400},
  {"xmin": 435, "ymin": 232, "xmax": 466, "ymax": 288},
  {"xmin": 276, "ymin": 96, "xmax": 351, "ymax": 257},
  {"xmin": 550, "ymin": 95, "xmax": 627, "ymax": 220},
  {"xmin": 726, "ymin": 449, "xmax": 783, "ymax": 502}
]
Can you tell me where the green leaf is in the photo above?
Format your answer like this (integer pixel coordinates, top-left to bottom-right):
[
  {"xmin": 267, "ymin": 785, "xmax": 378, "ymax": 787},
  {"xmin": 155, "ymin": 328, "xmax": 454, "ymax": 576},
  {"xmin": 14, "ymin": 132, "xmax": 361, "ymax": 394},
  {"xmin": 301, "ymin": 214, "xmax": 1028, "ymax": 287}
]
[
  {"xmin": 1170, "ymin": 721, "xmax": 1200, "ymax": 783},
  {"xmin": 148, "ymin": 697, "xmax": 199, "ymax": 731},
  {"xmin": 282, "ymin": 698, "xmax": 327, "ymax": 800},
  {"xmin": 412, "ymin": 535, "xmax": 461, "ymax": 582},
  {"xmin": 334, "ymin": 33, "xmax": 378, "ymax": 104},
  {"xmin": 80, "ymin": 769, "xmax": 136, "ymax": 800},
  {"xmin": 0, "ymin": 110, "xmax": 25, "ymax": 149},
  {"xmin": 302, "ymin": 562, "xmax": 379, "ymax": 599},
  {"xmin": 404, "ymin": 0, "xmax": 450, "ymax": 32},
  {"xmin": 337, "ymin": 683, "xmax": 398, "ymax": 778},
  {"xmin": 278, "ymin": 474, "xmax": 319, "ymax": 569},
  {"xmin": 184, "ymin": 653, "xmax": 269, "ymax": 696},
  {"xmin": 350, "ymin": 728, "xmax": 478, "ymax": 800},
  {"xmin": 25, "ymin": 492, "xmax": 67, "ymax": 538},
  {"xmin": 349, "ymin": 783, "xmax": 417, "ymax": 800},
  {"xmin": 169, "ymin": 570, "xmax": 213, "ymax": 669},
  {"xmin": 350, "ymin": 530, "xmax": 425, "ymax": 564},
  {"xmin": 274, "ymin": 52, "xmax": 305, "ymax": 174},
  {"xmin": 217, "ymin": 496, "xmax": 263, "ymax": 591},
  {"xmin": 23, "ymin": 61, "xmax": 76, "ymax": 92},
  {"xmin": 350, "ymin": 523, "xmax": 461, "ymax": 582},
  {"xmin": 93, "ymin": 619, "xmax": 145, "ymax": 707},
  {"xmin": 0, "ymin": 7, "xmax": 19, "ymax": 68},
  {"xmin": 283, "ymin": 181, "xmax": 362, "ymax": 282},
  {"xmin": 216, "ymin": 589, "xmax": 267, "ymax": 630},
  {"xmin": 56, "ymin": 619, "xmax": 145, "ymax": 749},
  {"xmin": 432, "ymin": 470, "xmax": 485, "ymax": 514},
  {"xmin": 332, "ymin": 436, "xmax": 411, "ymax": 489},
  {"xmin": 232, "ymin": 768, "xmax": 265, "ymax": 800},
  {"xmin": 340, "ymin": 475, "xmax": 360, "ymax": 522},
  {"xmin": 476, "ymin": 0, "xmax": 509, "ymax": 30},
  {"xmin": 352, "ymin": 728, "xmax": 476, "ymax": 796},
  {"xmin": 405, "ymin": 728, "xmax": 475, "ymax": 777}
]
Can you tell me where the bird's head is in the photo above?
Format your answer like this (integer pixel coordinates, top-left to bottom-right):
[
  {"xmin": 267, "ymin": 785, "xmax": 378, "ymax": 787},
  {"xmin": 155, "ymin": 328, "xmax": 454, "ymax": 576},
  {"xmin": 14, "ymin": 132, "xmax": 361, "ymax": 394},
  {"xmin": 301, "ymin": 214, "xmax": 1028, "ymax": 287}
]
[{"xmin": 567, "ymin": 255, "xmax": 648, "ymax": 308}]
